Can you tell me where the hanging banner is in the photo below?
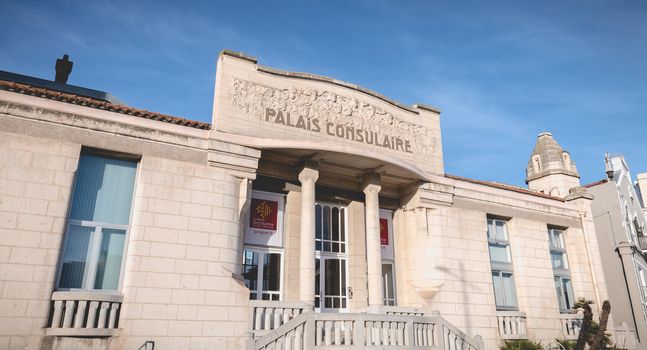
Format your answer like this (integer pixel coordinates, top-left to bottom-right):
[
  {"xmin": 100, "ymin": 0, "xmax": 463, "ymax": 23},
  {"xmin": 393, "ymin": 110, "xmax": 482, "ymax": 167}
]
[
  {"xmin": 380, "ymin": 218, "xmax": 389, "ymax": 245},
  {"xmin": 245, "ymin": 191, "xmax": 284, "ymax": 247},
  {"xmin": 380, "ymin": 209, "xmax": 394, "ymax": 260}
]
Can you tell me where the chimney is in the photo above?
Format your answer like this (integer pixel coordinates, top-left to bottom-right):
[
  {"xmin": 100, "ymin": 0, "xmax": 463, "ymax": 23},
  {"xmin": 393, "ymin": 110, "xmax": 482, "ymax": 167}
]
[
  {"xmin": 604, "ymin": 153, "xmax": 614, "ymax": 179},
  {"xmin": 55, "ymin": 54, "xmax": 73, "ymax": 84}
]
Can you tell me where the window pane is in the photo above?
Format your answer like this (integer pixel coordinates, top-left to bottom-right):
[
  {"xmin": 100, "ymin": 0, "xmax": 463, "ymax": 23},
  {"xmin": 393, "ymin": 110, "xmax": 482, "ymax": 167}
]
[
  {"xmin": 262, "ymin": 253, "xmax": 281, "ymax": 292},
  {"xmin": 492, "ymin": 272, "xmax": 504, "ymax": 308},
  {"xmin": 315, "ymin": 205, "xmax": 322, "ymax": 240},
  {"xmin": 562, "ymin": 278, "xmax": 574, "ymax": 310},
  {"xmin": 382, "ymin": 263, "xmax": 395, "ymax": 303},
  {"xmin": 495, "ymin": 220, "xmax": 507, "ymax": 240},
  {"xmin": 70, "ymin": 155, "xmax": 137, "ymax": 225},
  {"xmin": 555, "ymin": 277, "xmax": 566, "ymax": 311},
  {"xmin": 551, "ymin": 252, "xmax": 566, "ymax": 269},
  {"xmin": 324, "ymin": 259, "xmax": 341, "ymax": 296},
  {"xmin": 323, "ymin": 206, "xmax": 330, "ymax": 241},
  {"xmin": 340, "ymin": 208, "xmax": 346, "ymax": 242},
  {"xmin": 93, "ymin": 228, "xmax": 126, "ymax": 290},
  {"xmin": 550, "ymin": 229, "xmax": 564, "ymax": 249},
  {"xmin": 315, "ymin": 258, "xmax": 320, "ymax": 298},
  {"xmin": 332, "ymin": 207, "xmax": 339, "ymax": 241},
  {"xmin": 502, "ymin": 273, "xmax": 517, "ymax": 308},
  {"xmin": 59, "ymin": 225, "xmax": 94, "ymax": 288},
  {"xmin": 489, "ymin": 244, "xmax": 510, "ymax": 262},
  {"xmin": 242, "ymin": 250, "xmax": 259, "ymax": 296},
  {"xmin": 487, "ymin": 219, "xmax": 495, "ymax": 239}
]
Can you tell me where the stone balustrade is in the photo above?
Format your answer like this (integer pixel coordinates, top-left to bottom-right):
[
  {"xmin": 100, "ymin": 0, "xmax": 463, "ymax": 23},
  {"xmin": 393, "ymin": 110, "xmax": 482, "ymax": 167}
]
[
  {"xmin": 249, "ymin": 300, "xmax": 310, "ymax": 338},
  {"xmin": 253, "ymin": 310, "xmax": 483, "ymax": 350},
  {"xmin": 496, "ymin": 310, "xmax": 528, "ymax": 340},
  {"xmin": 559, "ymin": 312, "xmax": 583, "ymax": 340},
  {"xmin": 46, "ymin": 291, "xmax": 123, "ymax": 336}
]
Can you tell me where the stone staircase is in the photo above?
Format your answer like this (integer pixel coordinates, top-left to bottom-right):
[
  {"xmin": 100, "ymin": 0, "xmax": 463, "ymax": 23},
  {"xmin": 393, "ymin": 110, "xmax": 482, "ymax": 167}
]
[{"xmin": 248, "ymin": 301, "xmax": 484, "ymax": 350}]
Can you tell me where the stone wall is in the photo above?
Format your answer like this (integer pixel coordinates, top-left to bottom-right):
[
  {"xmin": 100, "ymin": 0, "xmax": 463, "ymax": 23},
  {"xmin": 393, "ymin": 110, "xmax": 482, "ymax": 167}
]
[{"xmin": 0, "ymin": 131, "xmax": 80, "ymax": 350}]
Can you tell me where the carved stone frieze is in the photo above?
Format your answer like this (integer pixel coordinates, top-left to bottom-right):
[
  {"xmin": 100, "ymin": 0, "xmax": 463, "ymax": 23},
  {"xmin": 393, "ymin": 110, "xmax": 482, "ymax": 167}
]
[{"xmin": 231, "ymin": 78, "xmax": 436, "ymax": 155}]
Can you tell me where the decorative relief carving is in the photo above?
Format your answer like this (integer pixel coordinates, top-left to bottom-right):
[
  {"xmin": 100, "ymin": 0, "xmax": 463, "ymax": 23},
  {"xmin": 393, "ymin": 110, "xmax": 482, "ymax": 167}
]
[{"xmin": 231, "ymin": 78, "xmax": 436, "ymax": 155}]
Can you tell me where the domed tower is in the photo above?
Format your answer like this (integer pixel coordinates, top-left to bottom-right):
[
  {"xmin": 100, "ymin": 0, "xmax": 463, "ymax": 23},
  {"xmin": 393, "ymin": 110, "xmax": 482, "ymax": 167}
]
[{"xmin": 525, "ymin": 132, "xmax": 580, "ymax": 197}]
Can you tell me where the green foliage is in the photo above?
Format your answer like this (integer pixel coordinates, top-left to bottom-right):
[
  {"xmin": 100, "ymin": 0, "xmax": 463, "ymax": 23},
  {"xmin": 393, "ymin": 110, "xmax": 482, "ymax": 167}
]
[
  {"xmin": 587, "ymin": 321, "xmax": 611, "ymax": 348},
  {"xmin": 573, "ymin": 298, "xmax": 594, "ymax": 309},
  {"xmin": 555, "ymin": 339, "xmax": 576, "ymax": 350},
  {"xmin": 499, "ymin": 339, "xmax": 543, "ymax": 350}
]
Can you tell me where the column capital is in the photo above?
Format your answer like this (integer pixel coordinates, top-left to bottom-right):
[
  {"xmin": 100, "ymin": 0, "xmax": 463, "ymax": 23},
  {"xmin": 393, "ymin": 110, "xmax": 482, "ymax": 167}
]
[
  {"xmin": 298, "ymin": 161, "xmax": 319, "ymax": 183},
  {"xmin": 362, "ymin": 172, "xmax": 381, "ymax": 193}
]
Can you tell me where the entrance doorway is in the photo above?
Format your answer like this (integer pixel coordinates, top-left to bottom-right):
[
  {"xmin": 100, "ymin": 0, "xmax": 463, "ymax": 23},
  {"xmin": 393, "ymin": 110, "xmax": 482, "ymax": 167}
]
[{"xmin": 314, "ymin": 203, "xmax": 349, "ymax": 312}]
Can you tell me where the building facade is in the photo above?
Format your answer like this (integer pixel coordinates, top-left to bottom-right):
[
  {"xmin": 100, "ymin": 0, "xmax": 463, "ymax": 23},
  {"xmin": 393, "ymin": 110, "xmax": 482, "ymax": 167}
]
[
  {"xmin": 0, "ymin": 50, "xmax": 613, "ymax": 350},
  {"xmin": 587, "ymin": 155, "xmax": 647, "ymax": 349}
]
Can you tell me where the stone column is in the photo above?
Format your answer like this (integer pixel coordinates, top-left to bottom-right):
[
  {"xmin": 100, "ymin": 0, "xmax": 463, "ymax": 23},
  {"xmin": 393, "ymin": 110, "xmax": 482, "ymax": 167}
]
[
  {"xmin": 363, "ymin": 173, "xmax": 383, "ymax": 307},
  {"xmin": 617, "ymin": 242, "xmax": 647, "ymax": 342},
  {"xmin": 299, "ymin": 161, "xmax": 319, "ymax": 305}
]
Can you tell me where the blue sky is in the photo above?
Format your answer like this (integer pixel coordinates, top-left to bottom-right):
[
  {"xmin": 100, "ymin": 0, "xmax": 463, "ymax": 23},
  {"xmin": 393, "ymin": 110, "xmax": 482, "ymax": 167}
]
[{"xmin": 1, "ymin": 0, "xmax": 646, "ymax": 187}]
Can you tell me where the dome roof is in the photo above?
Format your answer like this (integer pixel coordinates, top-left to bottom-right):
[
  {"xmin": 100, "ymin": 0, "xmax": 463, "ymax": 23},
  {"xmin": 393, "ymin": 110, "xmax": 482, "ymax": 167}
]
[{"xmin": 526, "ymin": 131, "xmax": 579, "ymax": 183}]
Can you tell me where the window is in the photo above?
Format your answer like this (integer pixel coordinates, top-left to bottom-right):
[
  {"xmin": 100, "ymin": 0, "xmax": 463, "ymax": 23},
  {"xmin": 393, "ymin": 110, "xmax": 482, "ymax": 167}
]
[
  {"xmin": 548, "ymin": 227, "xmax": 575, "ymax": 312},
  {"xmin": 380, "ymin": 209, "xmax": 397, "ymax": 306},
  {"xmin": 635, "ymin": 263, "xmax": 647, "ymax": 320},
  {"xmin": 487, "ymin": 217, "xmax": 518, "ymax": 310},
  {"xmin": 242, "ymin": 248, "xmax": 283, "ymax": 300},
  {"xmin": 314, "ymin": 203, "xmax": 349, "ymax": 311},
  {"xmin": 382, "ymin": 262, "xmax": 396, "ymax": 306},
  {"xmin": 57, "ymin": 153, "xmax": 137, "ymax": 291}
]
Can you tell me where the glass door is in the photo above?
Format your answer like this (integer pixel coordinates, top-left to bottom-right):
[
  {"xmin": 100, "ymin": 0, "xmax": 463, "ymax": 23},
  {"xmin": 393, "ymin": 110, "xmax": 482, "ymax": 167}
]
[
  {"xmin": 314, "ymin": 203, "xmax": 349, "ymax": 312},
  {"xmin": 242, "ymin": 248, "xmax": 283, "ymax": 300}
]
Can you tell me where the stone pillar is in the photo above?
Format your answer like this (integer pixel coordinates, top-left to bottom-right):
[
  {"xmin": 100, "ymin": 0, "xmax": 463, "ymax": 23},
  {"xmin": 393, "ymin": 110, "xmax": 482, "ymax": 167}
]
[
  {"xmin": 298, "ymin": 161, "xmax": 319, "ymax": 305},
  {"xmin": 363, "ymin": 173, "xmax": 383, "ymax": 307},
  {"xmin": 617, "ymin": 242, "xmax": 647, "ymax": 342}
]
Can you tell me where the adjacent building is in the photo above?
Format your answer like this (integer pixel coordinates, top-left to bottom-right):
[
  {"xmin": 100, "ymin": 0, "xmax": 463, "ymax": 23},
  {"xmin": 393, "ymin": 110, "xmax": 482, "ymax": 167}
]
[
  {"xmin": 587, "ymin": 155, "xmax": 647, "ymax": 349},
  {"xmin": 0, "ymin": 50, "xmax": 614, "ymax": 350}
]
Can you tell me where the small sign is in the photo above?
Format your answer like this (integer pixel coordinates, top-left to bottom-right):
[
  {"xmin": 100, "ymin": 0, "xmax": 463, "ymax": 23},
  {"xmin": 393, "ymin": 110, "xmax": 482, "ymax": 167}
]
[
  {"xmin": 245, "ymin": 191, "xmax": 284, "ymax": 247},
  {"xmin": 250, "ymin": 198, "xmax": 278, "ymax": 230}
]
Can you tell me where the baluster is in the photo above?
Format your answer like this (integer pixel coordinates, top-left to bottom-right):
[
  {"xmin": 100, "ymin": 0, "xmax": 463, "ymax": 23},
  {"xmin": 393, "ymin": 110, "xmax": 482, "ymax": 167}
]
[
  {"xmin": 108, "ymin": 303, "xmax": 120, "ymax": 328},
  {"xmin": 389, "ymin": 322, "xmax": 396, "ymax": 345},
  {"xmin": 284, "ymin": 330, "xmax": 292, "ymax": 350},
  {"xmin": 255, "ymin": 307, "xmax": 263, "ymax": 331},
  {"xmin": 316, "ymin": 321, "xmax": 323, "ymax": 346},
  {"xmin": 294, "ymin": 324, "xmax": 303, "ymax": 350},
  {"xmin": 62, "ymin": 300, "xmax": 75, "ymax": 328},
  {"xmin": 73, "ymin": 300, "xmax": 87, "ymax": 328},
  {"xmin": 397, "ymin": 322, "xmax": 404, "ymax": 345},
  {"xmin": 50, "ymin": 300, "xmax": 63, "ymax": 328},
  {"xmin": 381, "ymin": 321, "xmax": 388, "ymax": 345},
  {"xmin": 405, "ymin": 320, "xmax": 413, "ymax": 346},
  {"xmin": 97, "ymin": 302, "xmax": 109, "ymax": 328},
  {"xmin": 264, "ymin": 307, "xmax": 273, "ymax": 330},
  {"xmin": 365, "ymin": 321, "xmax": 372, "ymax": 346},
  {"xmin": 334, "ymin": 321, "xmax": 341, "ymax": 345},
  {"xmin": 324, "ymin": 321, "xmax": 332, "ymax": 345},
  {"xmin": 344, "ymin": 320, "xmax": 352, "ymax": 345},
  {"xmin": 86, "ymin": 301, "xmax": 99, "ymax": 328},
  {"xmin": 274, "ymin": 308, "xmax": 283, "ymax": 329}
]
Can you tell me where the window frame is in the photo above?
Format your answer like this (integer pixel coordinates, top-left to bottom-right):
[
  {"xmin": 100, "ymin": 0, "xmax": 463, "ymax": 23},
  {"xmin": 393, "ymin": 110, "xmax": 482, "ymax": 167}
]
[
  {"xmin": 242, "ymin": 246, "xmax": 285, "ymax": 301},
  {"xmin": 314, "ymin": 201, "xmax": 350, "ymax": 313},
  {"xmin": 380, "ymin": 209, "xmax": 397, "ymax": 306},
  {"xmin": 548, "ymin": 226, "xmax": 575, "ymax": 313},
  {"xmin": 487, "ymin": 217, "xmax": 519, "ymax": 311},
  {"xmin": 55, "ymin": 152, "xmax": 138, "ymax": 292}
]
